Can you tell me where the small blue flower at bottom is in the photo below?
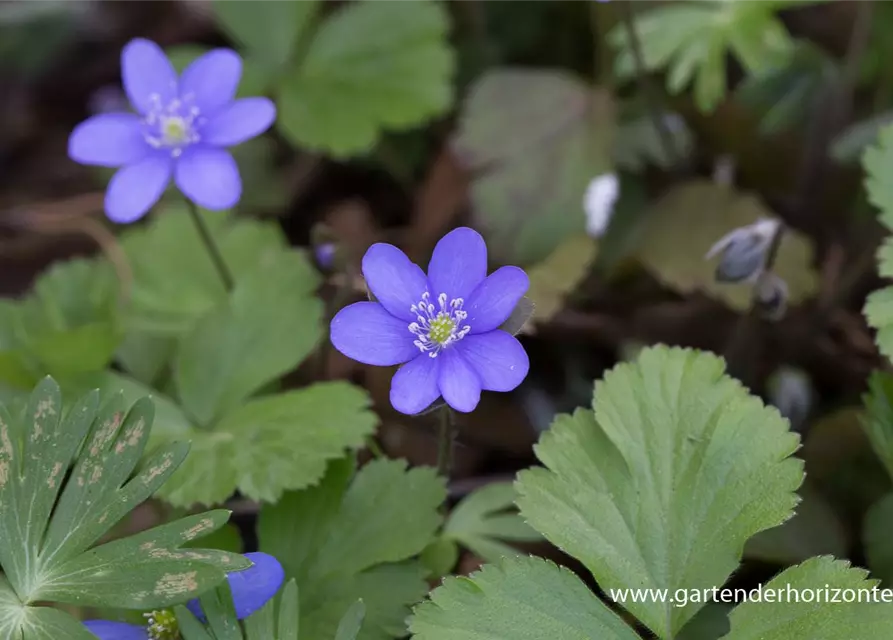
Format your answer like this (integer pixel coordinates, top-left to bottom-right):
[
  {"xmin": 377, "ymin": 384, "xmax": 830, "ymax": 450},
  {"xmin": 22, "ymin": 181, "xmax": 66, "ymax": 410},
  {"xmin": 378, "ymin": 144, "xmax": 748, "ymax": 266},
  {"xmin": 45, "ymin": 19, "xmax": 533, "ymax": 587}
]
[
  {"xmin": 330, "ymin": 227, "xmax": 530, "ymax": 414},
  {"xmin": 68, "ymin": 38, "xmax": 276, "ymax": 224},
  {"xmin": 83, "ymin": 552, "xmax": 284, "ymax": 639}
]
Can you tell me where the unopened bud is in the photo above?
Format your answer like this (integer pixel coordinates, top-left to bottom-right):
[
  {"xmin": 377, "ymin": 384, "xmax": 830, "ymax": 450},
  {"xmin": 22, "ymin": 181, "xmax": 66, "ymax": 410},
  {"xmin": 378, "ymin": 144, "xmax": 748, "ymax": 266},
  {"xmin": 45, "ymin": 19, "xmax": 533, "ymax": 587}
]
[
  {"xmin": 754, "ymin": 272, "xmax": 788, "ymax": 320},
  {"xmin": 768, "ymin": 366, "xmax": 812, "ymax": 431},
  {"xmin": 705, "ymin": 218, "xmax": 780, "ymax": 283},
  {"xmin": 314, "ymin": 242, "xmax": 336, "ymax": 270},
  {"xmin": 583, "ymin": 173, "xmax": 619, "ymax": 238}
]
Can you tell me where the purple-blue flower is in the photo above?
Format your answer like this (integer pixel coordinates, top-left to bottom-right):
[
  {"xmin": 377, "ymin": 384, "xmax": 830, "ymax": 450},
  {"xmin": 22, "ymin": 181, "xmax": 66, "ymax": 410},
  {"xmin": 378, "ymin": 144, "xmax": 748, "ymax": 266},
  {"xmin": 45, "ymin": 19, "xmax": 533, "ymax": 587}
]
[
  {"xmin": 83, "ymin": 552, "xmax": 285, "ymax": 639},
  {"xmin": 68, "ymin": 38, "xmax": 276, "ymax": 224},
  {"xmin": 330, "ymin": 227, "xmax": 530, "ymax": 414}
]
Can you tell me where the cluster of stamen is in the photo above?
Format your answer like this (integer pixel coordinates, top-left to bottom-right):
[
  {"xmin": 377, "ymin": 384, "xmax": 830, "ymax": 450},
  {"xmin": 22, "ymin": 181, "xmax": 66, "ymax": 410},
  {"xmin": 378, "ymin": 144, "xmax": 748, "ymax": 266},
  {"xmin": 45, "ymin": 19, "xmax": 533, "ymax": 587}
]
[
  {"xmin": 408, "ymin": 292, "xmax": 471, "ymax": 357},
  {"xmin": 144, "ymin": 609, "xmax": 179, "ymax": 640},
  {"xmin": 142, "ymin": 93, "xmax": 203, "ymax": 157}
]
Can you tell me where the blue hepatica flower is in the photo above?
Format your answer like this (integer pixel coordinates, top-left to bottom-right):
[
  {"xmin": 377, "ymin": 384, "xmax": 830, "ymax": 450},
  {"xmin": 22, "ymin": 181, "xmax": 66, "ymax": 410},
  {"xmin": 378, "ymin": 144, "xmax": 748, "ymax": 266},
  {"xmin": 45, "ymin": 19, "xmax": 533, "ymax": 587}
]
[
  {"xmin": 83, "ymin": 552, "xmax": 284, "ymax": 639},
  {"xmin": 68, "ymin": 38, "xmax": 276, "ymax": 224},
  {"xmin": 331, "ymin": 227, "xmax": 530, "ymax": 414}
]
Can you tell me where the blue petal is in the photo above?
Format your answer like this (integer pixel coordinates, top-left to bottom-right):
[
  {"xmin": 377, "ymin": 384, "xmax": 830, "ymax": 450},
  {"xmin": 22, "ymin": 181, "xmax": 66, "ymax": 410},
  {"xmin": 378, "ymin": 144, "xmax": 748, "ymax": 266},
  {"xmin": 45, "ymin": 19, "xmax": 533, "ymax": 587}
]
[
  {"xmin": 68, "ymin": 113, "xmax": 149, "ymax": 167},
  {"xmin": 174, "ymin": 146, "xmax": 241, "ymax": 210},
  {"xmin": 457, "ymin": 331, "xmax": 529, "ymax": 392},
  {"xmin": 331, "ymin": 302, "xmax": 419, "ymax": 366},
  {"xmin": 438, "ymin": 350, "xmax": 481, "ymax": 413},
  {"xmin": 202, "ymin": 98, "xmax": 276, "ymax": 147},
  {"xmin": 83, "ymin": 620, "xmax": 148, "ymax": 640},
  {"xmin": 180, "ymin": 49, "xmax": 242, "ymax": 116},
  {"xmin": 464, "ymin": 266, "xmax": 529, "ymax": 334},
  {"xmin": 121, "ymin": 39, "xmax": 177, "ymax": 115},
  {"xmin": 390, "ymin": 354, "xmax": 441, "ymax": 415},
  {"xmin": 187, "ymin": 552, "xmax": 285, "ymax": 621},
  {"xmin": 105, "ymin": 154, "xmax": 172, "ymax": 224},
  {"xmin": 427, "ymin": 227, "xmax": 488, "ymax": 301},
  {"xmin": 362, "ymin": 244, "xmax": 429, "ymax": 322}
]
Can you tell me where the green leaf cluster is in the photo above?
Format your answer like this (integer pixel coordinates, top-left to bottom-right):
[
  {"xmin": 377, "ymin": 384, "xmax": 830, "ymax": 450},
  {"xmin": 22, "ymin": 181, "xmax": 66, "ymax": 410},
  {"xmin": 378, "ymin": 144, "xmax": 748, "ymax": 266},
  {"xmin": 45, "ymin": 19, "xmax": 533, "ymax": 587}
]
[
  {"xmin": 0, "ymin": 377, "xmax": 246, "ymax": 639},
  {"xmin": 210, "ymin": 0, "xmax": 455, "ymax": 158},
  {"xmin": 259, "ymin": 457, "xmax": 445, "ymax": 640},
  {"xmin": 609, "ymin": 1, "xmax": 803, "ymax": 113},
  {"xmin": 411, "ymin": 346, "xmax": 893, "ymax": 639}
]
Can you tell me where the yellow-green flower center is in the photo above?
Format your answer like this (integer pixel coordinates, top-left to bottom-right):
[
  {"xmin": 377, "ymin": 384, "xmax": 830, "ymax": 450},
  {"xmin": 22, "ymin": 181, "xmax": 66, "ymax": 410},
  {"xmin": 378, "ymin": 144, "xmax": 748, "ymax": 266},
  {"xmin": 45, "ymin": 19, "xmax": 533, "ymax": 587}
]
[
  {"xmin": 161, "ymin": 117, "xmax": 188, "ymax": 144},
  {"xmin": 144, "ymin": 609, "xmax": 179, "ymax": 640},
  {"xmin": 428, "ymin": 314, "xmax": 456, "ymax": 344},
  {"xmin": 409, "ymin": 292, "xmax": 471, "ymax": 357}
]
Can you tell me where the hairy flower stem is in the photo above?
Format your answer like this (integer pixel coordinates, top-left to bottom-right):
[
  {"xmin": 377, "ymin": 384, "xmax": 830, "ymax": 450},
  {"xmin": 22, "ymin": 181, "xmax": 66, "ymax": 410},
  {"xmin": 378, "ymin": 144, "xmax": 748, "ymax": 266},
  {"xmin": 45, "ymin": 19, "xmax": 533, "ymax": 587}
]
[
  {"xmin": 185, "ymin": 199, "xmax": 234, "ymax": 292},
  {"xmin": 436, "ymin": 406, "xmax": 456, "ymax": 479}
]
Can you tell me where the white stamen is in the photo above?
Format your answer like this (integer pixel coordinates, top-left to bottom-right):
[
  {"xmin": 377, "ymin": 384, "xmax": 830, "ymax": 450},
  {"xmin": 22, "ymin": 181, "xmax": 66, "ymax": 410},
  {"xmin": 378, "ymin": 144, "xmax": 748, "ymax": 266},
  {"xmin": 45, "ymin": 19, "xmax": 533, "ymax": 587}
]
[
  {"xmin": 141, "ymin": 92, "xmax": 203, "ymax": 158},
  {"xmin": 407, "ymin": 291, "xmax": 472, "ymax": 357}
]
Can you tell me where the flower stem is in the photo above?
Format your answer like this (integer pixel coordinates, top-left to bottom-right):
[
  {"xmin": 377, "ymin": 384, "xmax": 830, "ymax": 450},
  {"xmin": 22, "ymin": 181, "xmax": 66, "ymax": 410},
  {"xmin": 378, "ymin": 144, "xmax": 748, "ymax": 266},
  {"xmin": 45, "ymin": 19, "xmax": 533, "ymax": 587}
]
[
  {"xmin": 185, "ymin": 200, "xmax": 234, "ymax": 292},
  {"xmin": 436, "ymin": 405, "xmax": 456, "ymax": 479}
]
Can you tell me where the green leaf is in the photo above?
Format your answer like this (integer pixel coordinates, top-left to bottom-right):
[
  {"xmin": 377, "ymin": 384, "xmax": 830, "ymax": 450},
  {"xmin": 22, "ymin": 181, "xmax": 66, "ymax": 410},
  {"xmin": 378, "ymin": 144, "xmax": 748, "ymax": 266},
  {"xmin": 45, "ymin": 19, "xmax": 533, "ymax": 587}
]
[
  {"xmin": 0, "ymin": 378, "xmax": 241, "ymax": 636},
  {"xmin": 157, "ymin": 382, "xmax": 377, "ymax": 506},
  {"xmin": 861, "ymin": 372, "xmax": 893, "ymax": 481},
  {"xmin": 175, "ymin": 251, "xmax": 322, "ymax": 426},
  {"xmin": 678, "ymin": 603, "xmax": 732, "ymax": 640},
  {"xmin": 212, "ymin": 0, "xmax": 319, "ymax": 68},
  {"xmin": 609, "ymin": 1, "xmax": 797, "ymax": 113},
  {"xmin": 444, "ymin": 482, "xmax": 541, "ymax": 564},
  {"xmin": 613, "ymin": 108, "xmax": 692, "ymax": 171},
  {"xmin": 259, "ymin": 458, "xmax": 445, "ymax": 639},
  {"xmin": 115, "ymin": 331, "xmax": 176, "ymax": 387},
  {"xmin": 278, "ymin": 580, "xmax": 299, "ymax": 640},
  {"xmin": 516, "ymin": 346, "xmax": 804, "ymax": 638},
  {"xmin": 231, "ymin": 138, "xmax": 290, "ymax": 213},
  {"xmin": 636, "ymin": 180, "xmax": 818, "ymax": 310},
  {"xmin": 409, "ymin": 555, "xmax": 641, "ymax": 640},
  {"xmin": 176, "ymin": 606, "xmax": 215, "ymax": 640},
  {"xmin": 721, "ymin": 556, "xmax": 893, "ymax": 638},
  {"xmin": 864, "ymin": 492, "xmax": 893, "ymax": 585},
  {"xmin": 525, "ymin": 235, "xmax": 596, "ymax": 323},
  {"xmin": 831, "ymin": 111, "xmax": 893, "ymax": 164},
  {"xmin": 335, "ymin": 600, "xmax": 366, "ymax": 640},
  {"xmin": 452, "ymin": 69, "xmax": 614, "ymax": 265},
  {"xmin": 862, "ymin": 122, "xmax": 893, "ymax": 230},
  {"xmin": 277, "ymin": 0, "xmax": 454, "ymax": 157},
  {"xmin": 122, "ymin": 206, "xmax": 290, "ymax": 336},
  {"xmin": 419, "ymin": 537, "xmax": 459, "ymax": 578}
]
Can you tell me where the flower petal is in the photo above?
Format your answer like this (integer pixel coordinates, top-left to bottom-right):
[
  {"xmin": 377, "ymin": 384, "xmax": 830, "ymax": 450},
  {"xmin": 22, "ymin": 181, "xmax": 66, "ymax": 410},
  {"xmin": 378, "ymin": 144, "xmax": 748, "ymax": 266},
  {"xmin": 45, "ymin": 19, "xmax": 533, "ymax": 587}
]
[
  {"xmin": 438, "ymin": 349, "xmax": 481, "ymax": 413},
  {"xmin": 464, "ymin": 266, "xmax": 529, "ymax": 334},
  {"xmin": 68, "ymin": 114, "xmax": 149, "ymax": 167},
  {"xmin": 202, "ymin": 98, "xmax": 276, "ymax": 147},
  {"xmin": 331, "ymin": 302, "xmax": 419, "ymax": 366},
  {"xmin": 362, "ymin": 243, "xmax": 429, "ymax": 322},
  {"xmin": 427, "ymin": 227, "xmax": 488, "ymax": 301},
  {"xmin": 121, "ymin": 38, "xmax": 177, "ymax": 115},
  {"xmin": 180, "ymin": 48, "xmax": 242, "ymax": 115},
  {"xmin": 458, "ymin": 331, "xmax": 529, "ymax": 392},
  {"xmin": 186, "ymin": 552, "xmax": 284, "ymax": 621},
  {"xmin": 174, "ymin": 146, "xmax": 241, "ymax": 210},
  {"xmin": 83, "ymin": 620, "xmax": 148, "ymax": 640},
  {"xmin": 390, "ymin": 354, "xmax": 441, "ymax": 415},
  {"xmin": 105, "ymin": 154, "xmax": 172, "ymax": 224}
]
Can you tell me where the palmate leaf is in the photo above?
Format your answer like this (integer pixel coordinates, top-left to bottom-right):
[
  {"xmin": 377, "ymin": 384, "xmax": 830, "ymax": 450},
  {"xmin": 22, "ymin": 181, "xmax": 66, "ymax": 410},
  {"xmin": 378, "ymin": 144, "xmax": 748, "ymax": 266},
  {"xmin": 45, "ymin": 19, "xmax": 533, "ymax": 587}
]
[
  {"xmin": 277, "ymin": 0, "xmax": 454, "ymax": 157},
  {"xmin": 515, "ymin": 346, "xmax": 803, "ymax": 638},
  {"xmin": 861, "ymin": 371, "xmax": 893, "ymax": 481},
  {"xmin": 452, "ymin": 69, "xmax": 614, "ymax": 265},
  {"xmin": 609, "ymin": 1, "xmax": 799, "ymax": 113},
  {"xmin": 721, "ymin": 556, "xmax": 893, "ymax": 638},
  {"xmin": 409, "ymin": 555, "xmax": 640, "ymax": 640},
  {"xmin": 174, "ymin": 251, "xmax": 322, "ymax": 426},
  {"xmin": 0, "ymin": 378, "xmax": 247, "ymax": 639},
  {"xmin": 443, "ymin": 482, "xmax": 541, "ymax": 564},
  {"xmin": 258, "ymin": 458, "xmax": 445, "ymax": 640},
  {"xmin": 120, "ymin": 205, "xmax": 290, "ymax": 337},
  {"xmin": 864, "ymin": 492, "xmax": 893, "ymax": 585}
]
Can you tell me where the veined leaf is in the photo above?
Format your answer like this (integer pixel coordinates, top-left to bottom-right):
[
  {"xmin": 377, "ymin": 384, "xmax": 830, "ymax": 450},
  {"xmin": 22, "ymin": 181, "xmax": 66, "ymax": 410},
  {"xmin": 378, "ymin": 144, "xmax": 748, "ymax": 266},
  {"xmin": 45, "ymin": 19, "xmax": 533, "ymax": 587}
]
[
  {"xmin": 861, "ymin": 372, "xmax": 893, "ymax": 481},
  {"xmin": 452, "ymin": 69, "xmax": 614, "ymax": 265},
  {"xmin": 409, "ymin": 555, "xmax": 640, "ymax": 640},
  {"xmin": 864, "ymin": 492, "xmax": 893, "ymax": 585},
  {"xmin": 862, "ymin": 125, "xmax": 893, "ymax": 360},
  {"xmin": 174, "ymin": 251, "xmax": 322, "ymax": 426},
  {"xmin": 334, "ymin": 600, "xmax": 366, "ymax": 640},
  {"xmin": 212, "ymin": 0, "xmax": 319, "ymax": 68},
  {"xmin": 0, "ymin": 378, "xmax": 244, "ymax": 637},
  {"xmin": 259, "ymin": 458, "xmax": 444, "ymax": 639},
  {"xmin": 721, "ymin": 556, "xmax": 893, "ymax": 638},
  {"xmin": 516, "ymin": 346, "xmax": 803, "ymax": 638},
  {"xmin": 277, "ymin": 0, "xmax": 454, "ymax": 157}
]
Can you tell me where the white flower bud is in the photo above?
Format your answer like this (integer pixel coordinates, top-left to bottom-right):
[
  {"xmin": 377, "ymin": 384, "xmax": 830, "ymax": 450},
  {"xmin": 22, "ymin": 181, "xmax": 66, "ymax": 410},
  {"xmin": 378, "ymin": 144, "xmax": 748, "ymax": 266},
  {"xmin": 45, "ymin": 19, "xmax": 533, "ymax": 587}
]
[
  {"xmin": 754, "ymin": 272, "xmax": 788, "ymax": 320},
  {"xmin": 705, "ymin": 218, "xmax": 781, "ymax": 283},
  {"xmin": 583, "ymin": 173, "xmax": 619, "ymax": 238}
]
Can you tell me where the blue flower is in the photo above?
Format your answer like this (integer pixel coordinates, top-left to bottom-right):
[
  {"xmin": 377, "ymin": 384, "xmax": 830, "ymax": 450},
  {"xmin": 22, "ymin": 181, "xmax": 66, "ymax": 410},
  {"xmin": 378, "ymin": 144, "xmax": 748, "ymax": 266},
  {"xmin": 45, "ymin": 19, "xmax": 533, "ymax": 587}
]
[
  {"xmin": 83, "ymin": 552, "xmax": 285, "ymax": 639},
  {"xmin": 68, "ymin": 38, "xmax": 276, "ymax": 224},
  {"xmin": 330, "ymin": 227, "xmax": 530, "ymax": 414}
]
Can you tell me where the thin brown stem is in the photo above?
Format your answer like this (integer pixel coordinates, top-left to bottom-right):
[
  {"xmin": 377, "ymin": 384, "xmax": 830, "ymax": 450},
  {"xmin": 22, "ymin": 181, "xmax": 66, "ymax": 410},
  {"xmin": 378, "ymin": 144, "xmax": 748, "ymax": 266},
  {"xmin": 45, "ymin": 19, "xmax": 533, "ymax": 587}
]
[
  {"xmin": 436, "ymin": 406, "xmax": 456, "ymax": 480},
  {"xmin": 185, "ymin": 200, "xmax": 234, "ymax": 292}
]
